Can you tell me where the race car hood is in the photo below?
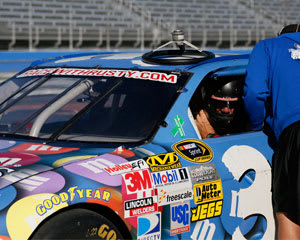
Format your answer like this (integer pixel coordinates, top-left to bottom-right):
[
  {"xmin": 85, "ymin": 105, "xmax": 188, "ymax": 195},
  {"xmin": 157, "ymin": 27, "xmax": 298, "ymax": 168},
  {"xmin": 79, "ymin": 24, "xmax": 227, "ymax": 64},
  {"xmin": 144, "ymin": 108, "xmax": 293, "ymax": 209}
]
[{"xmin": 0, "ymin": 139, "xmax": 167, "ymax": 190}]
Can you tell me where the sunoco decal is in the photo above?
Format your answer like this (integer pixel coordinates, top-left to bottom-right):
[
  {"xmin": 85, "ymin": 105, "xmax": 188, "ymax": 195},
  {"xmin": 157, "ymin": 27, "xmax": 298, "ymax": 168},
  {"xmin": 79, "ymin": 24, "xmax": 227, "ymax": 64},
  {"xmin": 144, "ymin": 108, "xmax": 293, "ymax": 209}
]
[
  {"xmin": 145, "ymin": 152, "xmax": 182, "ymax": 172},
  {"xmin": 17, "ymin": 68, "xmax": 178, "ymax": 84},
  {"xmin": 172, "ymin": 139, "xmax": 213, "ymax": 163}
]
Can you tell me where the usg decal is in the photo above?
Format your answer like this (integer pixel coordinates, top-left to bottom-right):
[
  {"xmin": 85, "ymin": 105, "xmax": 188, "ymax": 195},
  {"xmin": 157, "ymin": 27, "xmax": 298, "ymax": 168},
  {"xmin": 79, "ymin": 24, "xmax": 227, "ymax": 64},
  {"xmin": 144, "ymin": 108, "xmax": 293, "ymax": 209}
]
[
  {"xmin": 191, "ymin": 200, "xmax": 223, "ymax": 222},
  {"xmin": 145, "ymin": 152, "xmax": 181, "ymax": 172},
  {"xmin": 170, "ymin": 201, "xmax": 190, "ymax": 235},
  {"xmin": 193, "ymin": 180, "xmax": 223, "ymax": 204},
  {"xmin": 172, "ymin": 139, "xmax": 213, "ymax": 163},
  {"xmin": 137, "ymin": 212, "xmax": 161, "ymax": 240}
]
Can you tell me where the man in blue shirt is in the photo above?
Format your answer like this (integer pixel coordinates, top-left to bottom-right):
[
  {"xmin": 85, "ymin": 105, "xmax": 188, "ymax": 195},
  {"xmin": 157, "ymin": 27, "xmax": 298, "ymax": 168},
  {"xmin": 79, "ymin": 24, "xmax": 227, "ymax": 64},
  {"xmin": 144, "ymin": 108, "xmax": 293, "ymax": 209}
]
[{"xmin": 244, "ymin": 24, "xmax": 300, "ymax": 239}]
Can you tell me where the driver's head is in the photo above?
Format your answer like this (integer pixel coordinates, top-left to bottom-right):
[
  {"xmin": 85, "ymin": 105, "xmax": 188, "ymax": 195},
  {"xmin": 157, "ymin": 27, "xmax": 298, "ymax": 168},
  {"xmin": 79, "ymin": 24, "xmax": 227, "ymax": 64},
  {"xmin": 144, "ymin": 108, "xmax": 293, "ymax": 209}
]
[{"xmin": 202, "ymin": 78, "xmax": 245, "ymax": 134}]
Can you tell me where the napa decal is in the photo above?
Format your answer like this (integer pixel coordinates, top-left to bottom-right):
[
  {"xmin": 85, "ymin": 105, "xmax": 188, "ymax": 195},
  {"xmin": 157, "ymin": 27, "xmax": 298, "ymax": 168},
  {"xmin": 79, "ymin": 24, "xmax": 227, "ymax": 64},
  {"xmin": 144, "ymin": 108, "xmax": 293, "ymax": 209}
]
[
  {"xmin": 191, "ymin": 200, "xmax": 223, "ymax": 222},
  {"xmin": 17, "ymin": 68, "xmax": 178, "ymax": 84},
  {"xmin": 36, "ymin": 186, "xmax": 111, "ymax": 216},
  {"xmin": 170, "ymin": 201, "xmax": 190, "ymax": 235},
  {"xmin": 145, "ymin": 152, "xmax": 182, "ymax": 172},
  {"xmin": 172, "ymin": 139, "xmax": 213, "ymax": 163},
  {"xmin": 193, "ymin": 180, "xmax": 223, "ymax": 204},
  {"xmin": 137, "ymin": 212, "xmax": 161, "ymax": 240}
]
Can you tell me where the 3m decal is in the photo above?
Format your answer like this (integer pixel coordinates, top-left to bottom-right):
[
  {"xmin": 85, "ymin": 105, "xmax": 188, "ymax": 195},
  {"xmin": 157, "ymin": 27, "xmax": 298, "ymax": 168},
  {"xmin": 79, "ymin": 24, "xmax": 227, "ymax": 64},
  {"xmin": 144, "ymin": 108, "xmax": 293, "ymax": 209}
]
[
  {"xmin": 10, "ymin": 143, "xmax": 78, "ymax": 155},
  {"xmin": 145, "ymin": 152, "xmax": 181, "ymax": 172},
  {"xmin": 172, "ymin": 139, "xmax": 213, "ymax": 163},
  {"xmin": 170, "ymin": 201, "xmax": 190, "ymax": 235},
  {"xmin": 152, "ymin": 168, "xmax": 190, "ymax": 188},
  {"xmin": 188, "ymin": 164, "xmax": 220, "ymax": 184},
  {"xmin": 122, "ymin": 169, "xmax": 154, "ymax": 194},
  {"xmin": 193, "ymin": 180, "xmax": 223, "ymax": 204},
  {"xmin": 171, "ymin": 115, "xmax": 185, "ymax": 138},
  {"xmin": 157, "ymin": 188, "xmax": 193, "ymax": 206},
  {"xmin": 137, "ymin": 212, "xmax": 161, "ymax": 240},
  {"xmin": 17, "ymin": 68, "xmax": 178, "ymax": 84},
  {"xmin": 191, "ymin": 200, "xmax": 223, "ymax": 222},
  {"xmin": 0, "ymin": 152, "xmax": 40, "ymax": 168},
  {"xmin": 103, "ymin": 159, "xmax": 148, "ymax": 175},
  {"xmin": 36, "ymin": 186, "xmax": 111, "ymax": 216}
]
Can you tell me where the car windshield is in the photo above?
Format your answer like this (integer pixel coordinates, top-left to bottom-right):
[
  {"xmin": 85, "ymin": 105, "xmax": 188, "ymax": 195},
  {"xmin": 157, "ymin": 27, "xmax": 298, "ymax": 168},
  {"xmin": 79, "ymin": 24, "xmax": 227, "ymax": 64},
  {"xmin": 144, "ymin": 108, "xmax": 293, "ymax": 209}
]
[{"xmin": 0, "ymin": 67, "xmax": 190, "ymax": 143}]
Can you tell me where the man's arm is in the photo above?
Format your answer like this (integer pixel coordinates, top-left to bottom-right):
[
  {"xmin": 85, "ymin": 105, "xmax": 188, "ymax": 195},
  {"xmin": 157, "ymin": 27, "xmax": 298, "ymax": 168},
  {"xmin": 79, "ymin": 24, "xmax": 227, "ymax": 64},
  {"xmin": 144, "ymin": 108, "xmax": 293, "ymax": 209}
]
[{"xmin": 243, "ymin": 40, "xmax": 270, "ymax": 130}]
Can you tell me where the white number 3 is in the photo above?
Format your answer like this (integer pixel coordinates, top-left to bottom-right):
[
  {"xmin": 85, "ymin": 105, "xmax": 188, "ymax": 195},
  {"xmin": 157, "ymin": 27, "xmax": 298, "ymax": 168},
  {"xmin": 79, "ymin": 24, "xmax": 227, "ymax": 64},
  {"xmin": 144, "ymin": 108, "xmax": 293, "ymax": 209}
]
[{"xmin": 222, "ymin": 145, "xmax": 275, "ymax": 239}]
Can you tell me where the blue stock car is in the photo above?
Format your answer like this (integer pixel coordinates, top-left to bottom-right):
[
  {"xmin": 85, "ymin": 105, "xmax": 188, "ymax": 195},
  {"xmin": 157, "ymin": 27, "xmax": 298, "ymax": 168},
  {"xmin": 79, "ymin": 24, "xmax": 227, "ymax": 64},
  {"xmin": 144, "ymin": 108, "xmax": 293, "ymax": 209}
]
[{"xmin": 0, "ymin": 32, "xmax": 274, "ymax": 240}]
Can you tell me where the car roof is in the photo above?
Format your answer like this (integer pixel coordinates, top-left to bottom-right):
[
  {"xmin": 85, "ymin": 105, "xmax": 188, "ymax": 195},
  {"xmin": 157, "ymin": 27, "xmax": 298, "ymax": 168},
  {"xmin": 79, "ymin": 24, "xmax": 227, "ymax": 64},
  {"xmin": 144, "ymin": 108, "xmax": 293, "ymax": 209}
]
[{"xmin": 30, "ymin": 50, "xmax": 250, "ymax": 72}]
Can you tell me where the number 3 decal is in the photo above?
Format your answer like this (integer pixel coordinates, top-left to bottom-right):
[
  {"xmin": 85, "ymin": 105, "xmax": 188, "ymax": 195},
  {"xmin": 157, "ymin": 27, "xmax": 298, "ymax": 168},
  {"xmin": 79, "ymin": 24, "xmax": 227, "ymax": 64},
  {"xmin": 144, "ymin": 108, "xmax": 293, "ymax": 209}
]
[{"xmin": 222, "ymin": 145, "xmax": 275, "ymax": 239}]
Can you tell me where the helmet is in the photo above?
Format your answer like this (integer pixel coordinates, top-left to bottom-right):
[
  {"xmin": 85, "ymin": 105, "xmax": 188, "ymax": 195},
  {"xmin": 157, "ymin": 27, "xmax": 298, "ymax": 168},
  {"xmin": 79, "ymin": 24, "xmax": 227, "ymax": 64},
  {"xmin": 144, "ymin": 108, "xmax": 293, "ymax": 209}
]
[{"xmin": 202, "ymin": 78, "xmax": 245, "ymax": 135}]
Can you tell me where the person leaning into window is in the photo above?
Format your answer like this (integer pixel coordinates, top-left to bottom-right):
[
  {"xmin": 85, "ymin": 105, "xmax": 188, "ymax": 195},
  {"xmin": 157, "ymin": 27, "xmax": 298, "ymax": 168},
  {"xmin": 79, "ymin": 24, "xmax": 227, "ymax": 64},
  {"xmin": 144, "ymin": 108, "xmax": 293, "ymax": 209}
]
[{"xmin": 243, "ymin": 24, "xmax": 300, "ymax": 239}]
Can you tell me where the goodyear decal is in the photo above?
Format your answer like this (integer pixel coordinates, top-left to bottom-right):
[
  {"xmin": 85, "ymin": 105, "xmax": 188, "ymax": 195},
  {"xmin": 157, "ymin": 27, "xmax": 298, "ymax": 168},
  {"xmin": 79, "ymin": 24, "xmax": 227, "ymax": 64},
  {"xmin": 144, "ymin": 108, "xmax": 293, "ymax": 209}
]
[
  {"xmin": 191, "ymin": 200, "xmax": 223, "ymax": 222},
  {"xmin": 172, "ymin": 139, "xmax": 213, "ymax": 163},
  {"xmin": 17, "ymin": 68, "xmax": 178, "ymax": 84},
  {"xmin": 193, "ymin": 180, "xmax": 223, "ymax": 204},
  {"xmin": 36, "ymin": 186, "xmax": 111, "ymax": 216},
  {"xmin": 145, "ymin": 152, "xmax": 182, "ymax": 172}
]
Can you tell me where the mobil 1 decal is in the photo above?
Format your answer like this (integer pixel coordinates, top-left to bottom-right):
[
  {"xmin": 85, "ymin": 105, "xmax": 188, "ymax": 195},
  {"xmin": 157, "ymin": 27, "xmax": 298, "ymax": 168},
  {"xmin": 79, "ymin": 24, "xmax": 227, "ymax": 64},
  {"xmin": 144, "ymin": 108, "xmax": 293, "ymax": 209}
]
[
  {"xmin": 122, "ymin": 169, "xmax": 158, "ymax": 218},
  {"xmin": 170, "ymin": 201, "xmax": 190, "ymax": 235},
  {"xmin": 172, "ymin": 139, "xmax": 213, "ymax": 163},
  {"xmin": 144, "ymin": 152, "xmax": 182, "ymax": 172}
]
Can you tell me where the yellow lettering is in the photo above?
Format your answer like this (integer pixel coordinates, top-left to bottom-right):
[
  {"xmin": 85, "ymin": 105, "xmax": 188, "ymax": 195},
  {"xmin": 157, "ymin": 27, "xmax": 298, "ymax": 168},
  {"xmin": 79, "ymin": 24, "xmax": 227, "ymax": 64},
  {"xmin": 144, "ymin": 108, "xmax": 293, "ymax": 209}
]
[
  {"xmin": 60, "ymin": 192, "xmax": 69, "ymax": 202},
  {"xmin": 98, "ymin": 224, "xmax": 109, "ymax": 238},
  {"xmin": 36, "ymin": 204, "xmax": 46, "ymax": 215},
  {"xmin": 77, "ymin": 189, "xmax": 84, "ymax": 198},
  {"xmin": 102, "ymin": 190, "xmax": 111, "ymax": 202},
  {"xmin": 86, "ymin": 189, "xmax": 92, "ymax": 198},
  {"xmin": 94, "ymin": 190, "xmax": 101, "ymax": 199}
]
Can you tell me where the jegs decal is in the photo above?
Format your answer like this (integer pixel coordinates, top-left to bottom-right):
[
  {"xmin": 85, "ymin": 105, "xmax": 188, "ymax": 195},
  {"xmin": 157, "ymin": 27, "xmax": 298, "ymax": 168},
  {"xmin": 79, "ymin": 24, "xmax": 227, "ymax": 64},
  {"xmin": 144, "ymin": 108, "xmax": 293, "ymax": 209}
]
[{"xmin": 172, "ymin": 139, "xmax": 213, "ymax": 163}]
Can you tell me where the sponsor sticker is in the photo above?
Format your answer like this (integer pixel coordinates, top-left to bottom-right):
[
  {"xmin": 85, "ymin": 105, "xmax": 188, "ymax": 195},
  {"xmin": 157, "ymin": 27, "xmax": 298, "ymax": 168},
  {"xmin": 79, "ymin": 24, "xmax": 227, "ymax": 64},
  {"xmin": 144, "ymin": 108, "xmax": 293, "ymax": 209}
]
[
  {"xmin": 193, "ymin": 180, "xmax": 223, "ymax": 204},
  {"xmin": 17, "ymin": 68, "xmax": 178, "ymax": 84},
  {"xmin": 171, "ymin": 115, "xmax": 185, "ymax": 138},
  {"xmin": 122, "ymin": 169, "xmax": 158, "ymax": 218},
  {"xmin": 145, "ymin": 152, "xmax": 182, "ymax": 172},
  {"xmin": 103, "ymin": 159, "xmax": 148, "ymax": 175},
  {"xmin": 191, "ymin": 200, "xmax": 223, "ymax": 222},
  {"xmin": 137, "ymin": 212, "xmax": 161, "ymax": 240},
  {"xmin": 172, "ymin": 139, "xmax": 213, "ymax": 163},
  {"xmin": 152, "ymin": 167, "xmax": 191, "ymax": 188},
  {"xmin": 157, "ymin": 188, "xmax": 193, "ymax": 206},
  {"xmin": 170, "ymin": 201, "xmax": 190, "ymax": 235},
  {"xmin": 188, "ymin": 163, "xmax": 220, "ymax": 185}
]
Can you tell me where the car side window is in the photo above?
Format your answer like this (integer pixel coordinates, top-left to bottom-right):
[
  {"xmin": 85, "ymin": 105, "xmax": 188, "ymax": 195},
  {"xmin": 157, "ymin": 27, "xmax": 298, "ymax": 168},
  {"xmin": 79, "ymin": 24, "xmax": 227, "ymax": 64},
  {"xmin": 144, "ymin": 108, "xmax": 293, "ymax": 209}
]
[{"xmin": 188, "ymin": 73, "xmax": 249, "ymax": 139}]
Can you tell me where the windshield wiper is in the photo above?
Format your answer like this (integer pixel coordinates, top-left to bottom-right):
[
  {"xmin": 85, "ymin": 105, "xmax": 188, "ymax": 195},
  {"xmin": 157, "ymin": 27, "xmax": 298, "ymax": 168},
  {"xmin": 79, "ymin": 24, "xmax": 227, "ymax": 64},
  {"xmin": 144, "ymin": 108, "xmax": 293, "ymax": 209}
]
[
  {"xmin": 47, "ymin": 78, "xmax": 123, "ymax": 143},
  {"xmin": 0, "ymin": 68, "xmax": 60, "ymax": 115}
]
